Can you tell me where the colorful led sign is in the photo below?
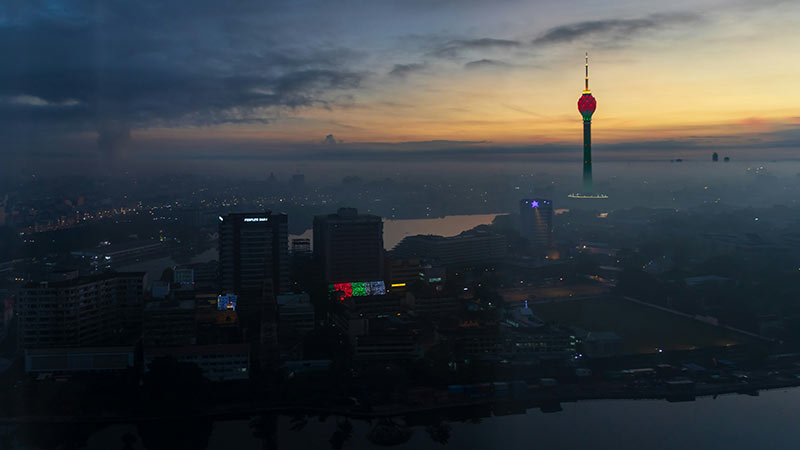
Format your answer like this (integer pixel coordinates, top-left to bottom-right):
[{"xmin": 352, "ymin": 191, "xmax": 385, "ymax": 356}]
[
  {"xmin": 329, "ymin": 281, "xmax": 387, "ymax": 300},
  {"xmin": 217, "ymin": 293, "xmax": 237, "ymax": 311}
]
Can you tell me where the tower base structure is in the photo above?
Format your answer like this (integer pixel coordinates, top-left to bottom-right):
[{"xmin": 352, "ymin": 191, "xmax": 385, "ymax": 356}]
[{"xmin": 567, "ymin": 192, "xmax": 608, "ymax": 199}]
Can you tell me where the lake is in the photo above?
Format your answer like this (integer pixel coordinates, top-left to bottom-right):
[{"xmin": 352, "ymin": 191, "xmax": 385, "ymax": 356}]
[{"xmin": 290, "ymin": 213, "xmax": 504, "ymax": 251}]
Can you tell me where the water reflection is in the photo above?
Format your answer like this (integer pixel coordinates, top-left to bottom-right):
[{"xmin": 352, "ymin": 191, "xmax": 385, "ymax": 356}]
[{"xmin": 6, "ymin": 388, "xmax": 800, "ymax": 449}]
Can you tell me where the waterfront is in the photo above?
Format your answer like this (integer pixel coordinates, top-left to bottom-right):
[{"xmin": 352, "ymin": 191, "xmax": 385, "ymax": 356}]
[
  {"xmin": 291, "ymin": 213, "xmax": 504, "ymax": 251},
  {"xmin": 113, "ymin": 214, "xmax": 501, "ymax": 286},
  {"xmin": 6, "ymin": 386, "xmax": 800, "ymax": 449}
]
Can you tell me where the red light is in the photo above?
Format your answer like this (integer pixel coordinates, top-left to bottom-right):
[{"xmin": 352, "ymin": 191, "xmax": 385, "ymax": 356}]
[
  {"xmin": 578, "ymin": 93, "xmax": 596, "ymax": 120},
  {"xmin": 334, "ymin": 282, "xmax": 353, "ymax": 299}
]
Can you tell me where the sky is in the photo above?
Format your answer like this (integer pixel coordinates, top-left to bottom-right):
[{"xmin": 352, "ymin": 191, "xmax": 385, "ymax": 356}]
[{"xmin": 1, "ymin": 0, "xmax": 799, "ymax": 163}]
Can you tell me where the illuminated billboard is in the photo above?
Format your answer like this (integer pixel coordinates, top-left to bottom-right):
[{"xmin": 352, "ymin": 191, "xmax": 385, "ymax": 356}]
[
  {"xmin": 329, "ymin": 281, "xmax": 386, "ymax": 300},
  {"xmin": 217, "ymin": 293, "xmax": 237, "ymax": 311}
]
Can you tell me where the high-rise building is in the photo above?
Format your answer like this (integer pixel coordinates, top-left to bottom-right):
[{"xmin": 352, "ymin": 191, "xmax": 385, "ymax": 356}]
[
  {"xmin": 291, "ymin": 238, "xmax": 312, "ymax": 255},
  {"xmin": 313, "ymin": 208, "xmax": 384, "ymax": 283},
  {"xmin": 17, "ymin": 272, "xmax": 145, "ymax": 350},
  {"xmin": 219, "ymin": 211, "xmax": 289, "ymax": 298},
  {"xmin": 519, "ymin": 198, "xmax": 553, "ymax": 252}
]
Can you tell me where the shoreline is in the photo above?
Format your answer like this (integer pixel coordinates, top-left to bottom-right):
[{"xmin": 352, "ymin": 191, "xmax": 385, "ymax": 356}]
[{"xmin": 2, "ymin": 378, "xmax": 797, "ymax": 425}]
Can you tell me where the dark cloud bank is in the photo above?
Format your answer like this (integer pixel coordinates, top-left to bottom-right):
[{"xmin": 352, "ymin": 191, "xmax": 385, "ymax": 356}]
[{"xmin": 0, "ymin": 0, "xmax": 364, "ymax": 153}]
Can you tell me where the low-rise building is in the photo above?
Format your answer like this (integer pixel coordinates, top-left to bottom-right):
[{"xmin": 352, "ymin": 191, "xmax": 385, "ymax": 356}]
[
  {"xmin": 25, "ymin": 346, "xmax": 135, "ymax": 373},
  {"xmin": 144, "ymin": 343, "xmax": 251, "ymax": 381}
]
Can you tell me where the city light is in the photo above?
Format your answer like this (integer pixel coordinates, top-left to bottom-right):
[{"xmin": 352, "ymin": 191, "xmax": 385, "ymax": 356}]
[
  {"xmin": 329, "ymin": 281, "xmax": 387, "ymax": 300},
  {"xmin": 217, "ymin": 294, "xmax": 237, "ymax": 311}
]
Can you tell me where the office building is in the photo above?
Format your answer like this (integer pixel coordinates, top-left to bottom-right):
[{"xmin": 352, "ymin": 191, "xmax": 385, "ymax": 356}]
[
  {"xmin": 385, "ymin": 258, "xmax": 423, "ymax": 287},
  {"xmin": 277, "ymin": 293, "xmax": 315, "ymax": 360},
  {"xmin": 277, "ymin": 293, "xmax": 315, "ymax": 335},
  {"xmin": 313, "ymin": 208, "xmax": 384, "ymax": 283},
  {"xmin": 519, "ymin": 198, "xmax": 554, "ymax": 252},
  {"xmin": 142, "ymin": 300, "xmax": 197, "ymax": 347},
  {"xmin": 188, "ymin": 260, "xmax": 219, "ymax": 292},
  {"xmin": 17, "ymin": 272, "xmax": 145, "ymax": 350},
  {"xmin": 291, "ymin": 238, "xmax": 311, "ymax": 255},
  {"xmin": 219, "ymin": 211, "xmax": 289, "ymax": 297}
]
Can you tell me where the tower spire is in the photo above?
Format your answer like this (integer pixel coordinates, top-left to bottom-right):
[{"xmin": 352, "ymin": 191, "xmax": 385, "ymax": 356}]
[{"xmin": 584, "ymin": 52, "xmax": 590, "ymax": 93}]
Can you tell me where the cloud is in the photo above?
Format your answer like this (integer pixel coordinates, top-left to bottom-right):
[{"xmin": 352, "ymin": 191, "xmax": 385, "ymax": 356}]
[
  {"xmin": 389, "ymin": 63, "xmax": 427, "ymax": 78},
  {"xmin": 464, "ymin": 59, "xmax": 511, "ymax": 69},
  {"xmin": 0, "ymin": 1, "xmax": 365, "ymax": 153},
  {"xmin": 431, "ymin": 38, "xmax": 521, "ymax": 58},
  {"xmin": 532, "ymin": 13, "xmax": 700, "ymax": 46}
]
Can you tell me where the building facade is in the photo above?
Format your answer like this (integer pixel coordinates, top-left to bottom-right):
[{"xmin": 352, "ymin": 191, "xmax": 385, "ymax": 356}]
[
  {"xmin": 313, "ymin": 208, "xmax": 384, "ymax": 283},
  {"xmin": 18, "ymin": 272, "xmax": 145, "ymax": 350},
  {"xmin": 219, "ymin": 211, "xmax": 289, "ymax": 297},
  {"xmin": 519, "ymin": 198, "xmax": 554, "ymax": 252}
]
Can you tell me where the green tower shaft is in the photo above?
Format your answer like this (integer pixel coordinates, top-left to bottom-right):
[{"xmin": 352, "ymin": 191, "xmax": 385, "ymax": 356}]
[{"xmin": 583, "ymin": 119, "xmax": 592, "ymax": 193}]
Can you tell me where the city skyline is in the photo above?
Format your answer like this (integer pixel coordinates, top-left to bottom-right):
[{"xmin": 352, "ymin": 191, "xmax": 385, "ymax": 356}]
[
  {"xmin": 2, "ymin": 0, "xmax": 800, "ymax": 164},
  {"xmin": 4, "ymin": 2, "xmax": 800, "ymax": 449}
]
